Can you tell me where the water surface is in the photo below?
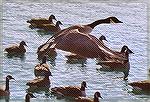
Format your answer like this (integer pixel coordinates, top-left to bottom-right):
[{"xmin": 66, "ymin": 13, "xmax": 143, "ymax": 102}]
[{"xmin": 1, "ymin": 2, "xmax": 149, "ymax": 102}]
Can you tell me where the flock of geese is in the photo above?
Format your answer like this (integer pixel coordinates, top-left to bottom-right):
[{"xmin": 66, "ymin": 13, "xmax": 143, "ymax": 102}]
[{"xmin": 1, "ymin": 14, "xmax": 150, "ymax": 102}]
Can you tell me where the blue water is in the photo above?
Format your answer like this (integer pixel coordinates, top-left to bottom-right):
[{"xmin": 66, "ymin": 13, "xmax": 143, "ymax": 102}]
[{"xmin": 1, "ymin": 2, "xmax": 149, "ymax": 102}]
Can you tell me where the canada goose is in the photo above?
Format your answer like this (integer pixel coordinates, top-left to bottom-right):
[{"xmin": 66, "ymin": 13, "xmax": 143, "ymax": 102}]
[
  {"xmin": 51, "ymin": 81, "xmax": 87, "ymax": 98},
  {"xmin": 0, "ymin": 75, "xmax": 15, "ymax": 96},
  {"xmin": 97, "ymin": 45, "xmax": 133, "ymax": 80},
  {"xmin": 5, "ymin": 41, "xmax": 27, "ymax": 55},
  {"xmin": 38, "ymin": 21, "xmax": 63, "ymax": 33},
  {"xmin": 25, "ymin": 93, "xmax": 36, "ymax": 102},
  {"xmin": 34, "ymin": 56, "xmax": 52, "ymax": 77},
  {"xmin": 128, "ymin": 80, "xmax": 150, "ymax": 91},
  {"xmin": 75, "ymin": 92, "xmax": 102, "ymax": 102},
  {"xmin": 27, "ymin": 15, "xmax": 57, "ymax": 26}
]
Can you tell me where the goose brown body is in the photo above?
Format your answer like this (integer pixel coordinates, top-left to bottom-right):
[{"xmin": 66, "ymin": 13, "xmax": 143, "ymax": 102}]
[
  {"xmin": 34, "ymin": 56, "xmax": 52, "ymax": 77},
  {"xmin": 0, "ymin": 75, "xmax": 15, "ymax": 96},
  {"xmin": 51, "ymin": 81, "xmax": 87, "ymax": 98},
  {"xmin": 5, "ymin": 41, "xmax": 27, "ymax": 54},
  {"xmin": 27, "ymin": 15, "xmax": 57, "ymax": 26},
  {"xmin": 37, "ymin": 21, "xmax": 62, "ymax": 33},
  {"xmin": 26, "ymin": 76, "xmax": 50, "ymax": 88},
  {"xmin": 128, "ymin": 80, "xmax": 150, "ymax": 90},
  {"xmin": 34, "ymin": 64, "xmax": 52, "ymax": 77}
]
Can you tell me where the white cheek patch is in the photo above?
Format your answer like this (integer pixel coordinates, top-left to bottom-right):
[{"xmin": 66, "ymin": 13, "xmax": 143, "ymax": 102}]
[{"xmin": 95, "ymin": 93, "xmax": 98, "ymax": 98}]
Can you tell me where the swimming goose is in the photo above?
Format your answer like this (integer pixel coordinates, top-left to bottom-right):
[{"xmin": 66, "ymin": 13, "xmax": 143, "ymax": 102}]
[
  {"xmin": 51, "ymin": 81, "xmax": 87, "ymax": 98},
  {"xmin": 128, "ymin": 80, "xmax": 150, "ymax": 91},
  {"xmin": 0, "ymin": 75, "xmax": 15, "ymax": 96},
  {"xmin": 27, "ymin": 15, "xmax": 57, "ymax": 26},
  {"xmin": 5, "ymin": 41, "xmax": 27, "ymax": 55},
  {"xmin": 37, "ymin": 42, "xmax": 57, "ymax": 60},
  {"xmin": 25, "ymin": 93, "xmax": 36, "ymax": 102},
  {"xmin": 54, "ymin": 16, "xmax": 122, "ymax": 36},
  {"xmin": 34, "ymin": 56, "xmax": 52, "ymax": 77},
  {"xmin": 38, "ymin": 21, "xmax": 63, "ymax": 33},
  {"xmin": 75, "ymin": 92, "xmax": 102, "ymax": 102},
  {"xmin": 26, "ymin": 75, "xmax": 50, "ymax": 88},
  {"xmin": 65, "ymin": 35, "xmax": 107, "ymax": 60},
  {"xmin": 97, "ymin": 45, "xmax": 133, "ymax": 80}
]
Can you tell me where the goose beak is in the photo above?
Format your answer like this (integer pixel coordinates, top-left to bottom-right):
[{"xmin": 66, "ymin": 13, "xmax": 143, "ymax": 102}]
[
  {"xmin": 118, "ymin": 20, "xmax": 123, "ymax": 23},
  {"xmin": 11, "ymin": 77, "xmax": 16, "ymax": 81},
  {"xmin": 32, "ymin": 95, "xmax": 36, "ymax": 98},
  {"xmin": 100, "ymin": 96, "xmax": 103, "ymax": 99},
  {"xmin": 54, "ymin": 17, "xmax": 57, "ymax": 21},
  {"xmin": 128, "ymin": 49, "xmax": 133, "ymax": 54},
  {"xmin": 24, "ymin": 43, "xmax": 28, "ymax": 47}
]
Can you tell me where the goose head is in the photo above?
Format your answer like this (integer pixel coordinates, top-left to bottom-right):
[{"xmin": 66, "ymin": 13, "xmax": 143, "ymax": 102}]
[
  {"xmin": 20, "ymin": 41, "xmax": 27, "ymax": 46},
  {"xmin": 6, "ymin": 75, "xmax": 15, "ymax": 80},
  {"xmin": 81, "ymin": 81, "xmax": 87, "ymax": 88},
  {"xmin": 49, "ymin": 15, "xmax": 57, "ymax": 21},
  {"xmin": 99, "ymin": 35, "xmax": 107, "ymax": 41},
  {"xmin": 121, "ymin": 45, "xmax": 133, "ymax": 54},
  {"xmin": 94, "ymin": 91, "xmax": 102, "ymax": 99},
  {"xmin": 105, "ymin": 17, "xmax": 123, "ymax": 23},
  {"xmin": 56, "ymin": 21, "xmax": 63, "ymax": 27}
]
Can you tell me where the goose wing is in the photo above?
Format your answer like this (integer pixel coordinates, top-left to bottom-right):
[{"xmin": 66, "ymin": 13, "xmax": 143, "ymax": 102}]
[
  {"xmin": 51, "ymin": 29, "xmax": 127, "ymax": 61},
  {"xmin": 5, "ymin": 45, "xmax": 19, "ymax": 53},
  {"xmin": 51, "ymin": 86, "xmax": 82, "ymax": 97},
  {"xmin": 34, "ymin": 64, "xmax": 51, "ymax": 77},
  {"xmin": 26, "ymin": 78, "xmax": 50, "ymax": 87}
]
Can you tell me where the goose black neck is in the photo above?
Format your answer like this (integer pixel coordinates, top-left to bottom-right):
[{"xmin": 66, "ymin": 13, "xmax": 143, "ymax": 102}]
[
  {"xmin": 87, "ymin": 19, "xmax": 109, "ymax": 29},
  {"xmin": 25, "ymin": 94, "xmax": 30, "ymax": 102},
  {"xmin": 80, "ymin": 85, "xmax": 85, "ymax": 91},
  {"xmin": 56, "ymin": 22, "xmax": 60, "ymax": 27},
  {"xmin": 125, "ymin": 51, "xmax": 129, "ymax": 60},
  {"xmin": 94, "ymin": 96, "xmax": 99, "ymax": 102},
  {"xmin": 5, "ymin": 77, "xmax": 9, "ymax": 91}
]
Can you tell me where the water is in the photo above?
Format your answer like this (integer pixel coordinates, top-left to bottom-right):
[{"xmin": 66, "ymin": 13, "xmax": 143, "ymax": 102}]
[{"xmin": 1, "ymin": 2, "xmax": 149, "ymax": 102}]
